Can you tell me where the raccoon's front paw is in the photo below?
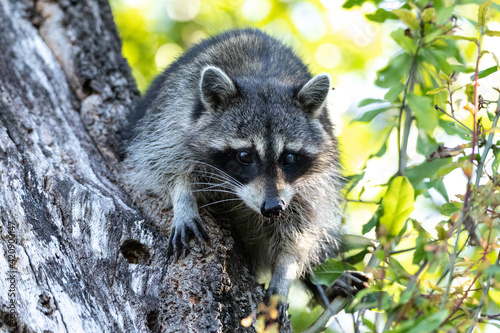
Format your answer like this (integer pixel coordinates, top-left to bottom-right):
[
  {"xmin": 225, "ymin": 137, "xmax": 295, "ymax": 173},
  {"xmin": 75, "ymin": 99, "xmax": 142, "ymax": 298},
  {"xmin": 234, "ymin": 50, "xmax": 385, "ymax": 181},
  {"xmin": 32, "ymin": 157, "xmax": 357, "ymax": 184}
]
[
  {"xmin": 166, "ymin": 216, "xmax": 209, "ymax": 260},
  {"xmin": 327, "ymin": 271, "xmax": 370, "ymax": 298},
  {"xmin": 263, "ymin": 293, "xmax": 291, "ymax": 331}
]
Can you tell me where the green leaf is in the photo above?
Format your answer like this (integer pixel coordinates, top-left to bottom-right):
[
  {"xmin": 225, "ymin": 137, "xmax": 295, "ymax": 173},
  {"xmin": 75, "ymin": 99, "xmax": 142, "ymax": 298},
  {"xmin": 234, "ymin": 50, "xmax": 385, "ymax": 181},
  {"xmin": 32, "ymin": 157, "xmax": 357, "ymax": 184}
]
[
  {"xmin": 406, "ymin": 310, "xmax": 450, "ymax": 333},
  {"xmin": 376, "ymin": 53, "xmax": 411, "ymax": 88},
  {"xmin": 351, "ymin": 106, "xmax": 392, "ymax": 123},
  {"xmin": 362, "ymin": 318, "xmax": 375, "ymax": 331},
  {"xmin": 388, "ymin": 257, "xmax": 410, "ymax": 277},
  {"xmin": 492, "ymin": 147, "xmax": 500, "ymax": 174},
  {"xmin": 379, "ymin": 177, "xmax": 415, "ymax": 238},
  {"xmin": 342, "ymin": 0, "xmax": 369, "ymax": 9},
  {"xmin": 312, "ymin": 258, "xmax": 357, "ymax": 285},
  {"xmin": 426, "ymin": 86, "xmax": 447, "ymax": 95},
  {"xmin": 413, "ymin": 221, "xmax": 431, "ymax": 265},
  {"xmin": 426, "ymin": 179, "xmax": 449, "ymax": 202},
  {"xmin": 469, "ymin": 65, "xmax": 499, "ymax": 80},
  {"xmin": 465, "ymin": 83, "xmax": 475, "ymax": 103},
  {"xmin": 422, "ymin": 7, "xmax": 436, "ymax": 22},
  {"xmin": 366, "ymin": 127, "xmax": 394, "ymax": 160},
  {"xmin": 365, "ymin": 8, "xmax": 398, "ymax": 22},
  {"xmin": 344, "ymin": 249, "xmax": 370, "ymax": 265},
  {"xmin": 343, "ymin": 234, "xmax": 376, "ymax": 250},
  {"xmin": 385, "ymin": 83, "xmax": 405, "ymax": 102},
  {"xmin": 391, "ymin": 27, "xmax": 417, "ymax": 54},
  {"xmin": 346, "ymin": 172, "xmax": 365, "ymax": 194},
  {"xmin": 483, "ymin": 264, "xmax": 500, "ymax": 276},
  {"xmin": 478, "ymin": 0, "xmax": 493, "ymax": 28},
  {"xmin": 363, "ymin": 208, "xmax": 381, "ymax": 234},
  {"xmin": 486, "ymin": 30, "xmax": 500, "ymax": 37},
  {"xmin": 436, "ymin": 6, "xmax": 455, "ymax": 25},
  {"xmin": 422, "ymin": 26, "xmax": 446, "ymax": 44},
  {"xmin": 399, "ymin": 281, "xmax": 417, "ymax": 303},
  {"xmin": 416, "ymin": 128, "xmax": 438, "ymax": 156},
  {"xmin": 440, "ymin": 202, "xmax": 462, "ymax": 216},
  {"xmin": 439, "ymin": 118, "xmax": 470, "ymax": 140},
  {"xmin": 350, "ymin": 290, "xmax": 391, "ymax": 312},
  {"xmin": 407, "ymin": 93, "xmax": 437, "ymax": 136},
  {"xmin": 406, "ymin": 158, "xmax": 452, "ymax": 187},
  {"xmin": 437, "ymin": 158, "xmax": 468, "ymax": 178},
  {"xmin": 439, "ymin": 35, "xmax": 477, "ymax": 43},
  {"xmin": 392, "ymin": 8, "xmax": 420, "ymax": 31},
  {"xmin": 358, "ymin": 98, "xmax": 387, "ymax": 107}
]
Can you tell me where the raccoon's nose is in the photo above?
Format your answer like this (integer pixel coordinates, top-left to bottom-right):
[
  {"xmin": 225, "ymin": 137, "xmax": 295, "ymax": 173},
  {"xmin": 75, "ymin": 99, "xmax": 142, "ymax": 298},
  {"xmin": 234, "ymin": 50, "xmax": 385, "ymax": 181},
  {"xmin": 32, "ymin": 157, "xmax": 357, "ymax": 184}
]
[{"xmin": 261, "ymin": 198, "xmax": 286, "ymax": 218}]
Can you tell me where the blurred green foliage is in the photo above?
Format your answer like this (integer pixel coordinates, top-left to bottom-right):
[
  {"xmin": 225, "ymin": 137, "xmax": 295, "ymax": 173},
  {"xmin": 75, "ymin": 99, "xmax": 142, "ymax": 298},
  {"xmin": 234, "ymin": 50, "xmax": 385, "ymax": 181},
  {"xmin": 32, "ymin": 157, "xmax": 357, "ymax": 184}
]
[
  {"xmin": 110, "ymin": 0, "xmax": 383, "ymax": 91},
  {"xmin": 110, "ymin": 0, "xmax": 500, "ymax": 332}
]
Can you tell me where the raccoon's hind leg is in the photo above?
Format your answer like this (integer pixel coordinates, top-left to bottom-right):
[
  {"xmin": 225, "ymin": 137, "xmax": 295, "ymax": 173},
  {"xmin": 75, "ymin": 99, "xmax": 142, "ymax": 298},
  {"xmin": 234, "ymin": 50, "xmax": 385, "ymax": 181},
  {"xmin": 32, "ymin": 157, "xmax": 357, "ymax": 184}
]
[{"xmin": 166, "ymin": 175, "xmax": 209, "ymax": 260}]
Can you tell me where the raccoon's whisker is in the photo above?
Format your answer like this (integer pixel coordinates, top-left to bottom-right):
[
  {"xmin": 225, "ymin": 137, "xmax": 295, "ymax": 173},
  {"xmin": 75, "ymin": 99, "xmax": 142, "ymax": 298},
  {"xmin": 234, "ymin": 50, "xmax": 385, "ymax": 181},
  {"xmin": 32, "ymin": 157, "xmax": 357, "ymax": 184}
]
[
  {"xmin": 187, "ymin": 160, "xmax": 244, "ymax": 187},
  {"xmin": 225, "ymin": 202, "xmax": 246, "ymax": 213},
  {"xmin": 192, "ymin": 189, "xmax": 239, "ymax": 195},
  {"xmin": 191, "ymin": 173, "xmax": 239, "ymax": 185},
  {"xmin": 198, "ymin": 198, "xmax": 242, "ymax": 209},
  {"xmin": 192, "ymin": 182, "xmax": 235, "ymax": 190},
  {"xmin": 189, "ymin": 170, "xmax": 242, "ymax": 188}
]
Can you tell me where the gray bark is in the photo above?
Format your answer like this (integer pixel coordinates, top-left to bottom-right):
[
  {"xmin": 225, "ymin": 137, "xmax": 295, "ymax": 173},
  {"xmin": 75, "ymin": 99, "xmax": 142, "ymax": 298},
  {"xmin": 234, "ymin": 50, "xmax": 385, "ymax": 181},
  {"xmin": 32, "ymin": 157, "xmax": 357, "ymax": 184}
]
[{"xmin": 0, "ymin": 0, "xmax": 263, "ymax": 332}]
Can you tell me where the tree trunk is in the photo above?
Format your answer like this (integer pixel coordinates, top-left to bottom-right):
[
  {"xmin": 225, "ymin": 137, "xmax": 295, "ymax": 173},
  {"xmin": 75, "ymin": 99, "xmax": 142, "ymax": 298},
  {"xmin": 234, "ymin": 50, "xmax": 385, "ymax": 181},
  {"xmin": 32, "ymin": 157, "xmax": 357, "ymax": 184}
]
[{"xmin": 0, "ymin": 0, "xmax": 263, "ymax": 332}]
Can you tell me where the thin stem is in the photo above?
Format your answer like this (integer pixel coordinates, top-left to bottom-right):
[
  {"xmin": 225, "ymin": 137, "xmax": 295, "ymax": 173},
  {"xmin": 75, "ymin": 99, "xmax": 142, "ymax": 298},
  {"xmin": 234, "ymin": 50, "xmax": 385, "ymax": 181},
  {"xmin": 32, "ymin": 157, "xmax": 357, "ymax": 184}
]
[
  {"xmin": 390, "ymin": 240, "xmax": 439, "ymax": 255},
  {"xmin": 394, "ymin": 20, "xmax": 424, "ymax": 175},
  {"xmin": 346, "ymin": 199, "xmax": 380, "ymax": 204},
  {"xmin": 475, "ymin": 96, "xmax": 500, "ymax": 188},
  {"xmin": 466, "ymin": 251, "xmax": 500, "ymax": 333},
  {"xmin": 301, "ymin": 297, "xmax": 350, "ymax": 333},
  {"xmin": 398, "ymin": 51, "xmax": 420, "ymax": 175},
  {"xmin": 435, "ymin": 105, "xmax": 473, "ymax": 133}
]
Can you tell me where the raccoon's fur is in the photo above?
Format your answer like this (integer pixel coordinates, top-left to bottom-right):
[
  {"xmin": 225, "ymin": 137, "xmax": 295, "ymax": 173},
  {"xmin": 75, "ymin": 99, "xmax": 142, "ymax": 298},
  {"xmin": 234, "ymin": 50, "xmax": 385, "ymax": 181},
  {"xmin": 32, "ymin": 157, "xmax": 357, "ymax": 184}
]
[{"xmin": 123, "ymin": 29, "xmax": 352, "ymax": 325}]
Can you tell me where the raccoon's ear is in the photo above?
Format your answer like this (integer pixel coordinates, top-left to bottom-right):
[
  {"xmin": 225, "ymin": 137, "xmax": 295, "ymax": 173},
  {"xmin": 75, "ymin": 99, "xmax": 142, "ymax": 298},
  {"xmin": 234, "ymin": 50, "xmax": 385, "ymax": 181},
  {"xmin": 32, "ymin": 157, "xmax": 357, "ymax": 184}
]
[
  {"xmin": 200, "ymin": 66, "xmax": 237, "ymax": 111},
  {"xmin": 297, "ymin": 73, "xmax": 331, "ymax": 117}
]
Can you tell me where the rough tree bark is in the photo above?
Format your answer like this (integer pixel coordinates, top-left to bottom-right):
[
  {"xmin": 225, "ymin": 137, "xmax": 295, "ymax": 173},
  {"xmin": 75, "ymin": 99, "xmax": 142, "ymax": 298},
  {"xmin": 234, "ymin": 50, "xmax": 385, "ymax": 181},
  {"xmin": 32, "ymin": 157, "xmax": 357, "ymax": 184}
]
[{"xmin": 0, "ymin": 0, "xmax": 264, "ymax": 332}]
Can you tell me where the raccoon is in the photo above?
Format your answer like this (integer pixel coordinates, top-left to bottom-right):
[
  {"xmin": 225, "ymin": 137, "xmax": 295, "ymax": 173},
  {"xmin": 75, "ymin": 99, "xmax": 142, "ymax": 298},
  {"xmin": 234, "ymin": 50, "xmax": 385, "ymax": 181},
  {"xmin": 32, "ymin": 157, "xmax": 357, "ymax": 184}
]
[{"xmin": 123, "ymin": 29, "xmax": 368, "ymax": 327}]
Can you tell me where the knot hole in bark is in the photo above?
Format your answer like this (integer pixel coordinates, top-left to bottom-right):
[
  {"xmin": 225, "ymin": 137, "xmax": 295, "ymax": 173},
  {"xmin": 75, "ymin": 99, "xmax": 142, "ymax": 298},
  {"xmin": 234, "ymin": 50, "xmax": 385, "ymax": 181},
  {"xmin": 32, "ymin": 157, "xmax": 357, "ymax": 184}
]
[{"xmin": 120, "ymin": 239, "xmax": 151, "ymax": 265}]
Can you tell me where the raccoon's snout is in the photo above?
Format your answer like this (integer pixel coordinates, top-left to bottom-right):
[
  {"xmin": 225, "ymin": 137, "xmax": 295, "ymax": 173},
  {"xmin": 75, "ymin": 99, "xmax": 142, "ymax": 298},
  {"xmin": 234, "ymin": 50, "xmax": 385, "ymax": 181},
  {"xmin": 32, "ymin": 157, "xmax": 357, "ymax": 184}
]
[{"xmin": 260, "ymin": 198, "xmax": 286, "ymax": 218}]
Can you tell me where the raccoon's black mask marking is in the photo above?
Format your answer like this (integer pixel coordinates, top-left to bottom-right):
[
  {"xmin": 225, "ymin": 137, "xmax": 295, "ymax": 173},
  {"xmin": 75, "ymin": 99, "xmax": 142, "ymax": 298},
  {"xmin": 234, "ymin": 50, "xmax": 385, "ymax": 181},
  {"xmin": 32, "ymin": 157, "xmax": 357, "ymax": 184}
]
[
  {"xmin": 207, "ymin": 148, "xmax": 259, "ymax": 185},
  {"xmin": 280, "ymin": 151, "xmax": 317, "ymax": 183},
  {"xmin": 206, "ymin": 146, "xmax": 317, "ymax": 186}
]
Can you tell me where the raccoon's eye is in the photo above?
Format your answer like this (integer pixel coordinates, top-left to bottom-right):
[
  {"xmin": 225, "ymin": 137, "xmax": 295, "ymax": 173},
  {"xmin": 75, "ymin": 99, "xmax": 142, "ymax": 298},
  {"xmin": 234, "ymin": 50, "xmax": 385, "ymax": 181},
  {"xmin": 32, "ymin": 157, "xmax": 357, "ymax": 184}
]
[
  {"xmin": 283, "ymin": 153, "xmax": 297, "ymax": 166},
  {"xmin": 236, "ymin": 151, "xmax": 253, "ymax": 165}
]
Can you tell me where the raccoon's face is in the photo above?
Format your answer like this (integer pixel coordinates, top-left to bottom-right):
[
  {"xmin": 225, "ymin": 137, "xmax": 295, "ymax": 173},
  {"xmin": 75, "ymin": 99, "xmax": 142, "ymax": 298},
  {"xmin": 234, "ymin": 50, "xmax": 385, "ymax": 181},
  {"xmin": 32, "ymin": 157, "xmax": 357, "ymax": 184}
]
[{"xmin": 189, "ymin": 66, "xmax": 336, "ymax": 218}]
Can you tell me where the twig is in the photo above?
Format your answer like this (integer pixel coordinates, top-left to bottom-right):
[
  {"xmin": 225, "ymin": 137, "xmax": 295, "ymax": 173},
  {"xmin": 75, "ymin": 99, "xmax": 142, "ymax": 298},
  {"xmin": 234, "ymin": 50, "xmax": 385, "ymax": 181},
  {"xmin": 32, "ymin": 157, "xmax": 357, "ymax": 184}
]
[
  {"xmin": 398, "ymin": 52, "xmax": 419, "ymax": 175},
  {"xmin": 346, "ymin": 199, "xmax": 380, "ymax": 204},
  {"xmin": 466, "ymin": 251, "xmax": 500, "ymax": 333},
  {"xmin": 390, "ymin": 240, "xmax": 440, "ymax": 255},
  {"xmin": 435, "ymin": 105, "xmax": 473, "ymax": 133},
  {"xmin": 308, "ymin": 271, "xmax": 337, "ymax": 317},
  {"xmin": 301, "ymin": 297, "xmax": 350, "ymax": 333},
  {"xmin": 475, "ymin": 96, "xmax": 500, "ymax": 188}
]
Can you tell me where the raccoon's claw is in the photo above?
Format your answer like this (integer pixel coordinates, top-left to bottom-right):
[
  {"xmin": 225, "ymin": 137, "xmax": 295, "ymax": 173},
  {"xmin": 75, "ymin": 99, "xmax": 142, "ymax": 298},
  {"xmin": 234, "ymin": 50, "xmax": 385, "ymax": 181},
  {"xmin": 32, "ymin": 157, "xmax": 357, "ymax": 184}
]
[
  {"xmin": 166, "ymin": 217, "xmax": 209, "ymax": 260},
  {"xmin": 261, "ymin": 294, "xmax": 291, "ymax": 332},
  {"xmin": 327, "ymin": 271, "xmax": 370, "ymax": 298},
  {"xmin": 276, "ymin": 301, "xmax": 290, "ymax": 325}
]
